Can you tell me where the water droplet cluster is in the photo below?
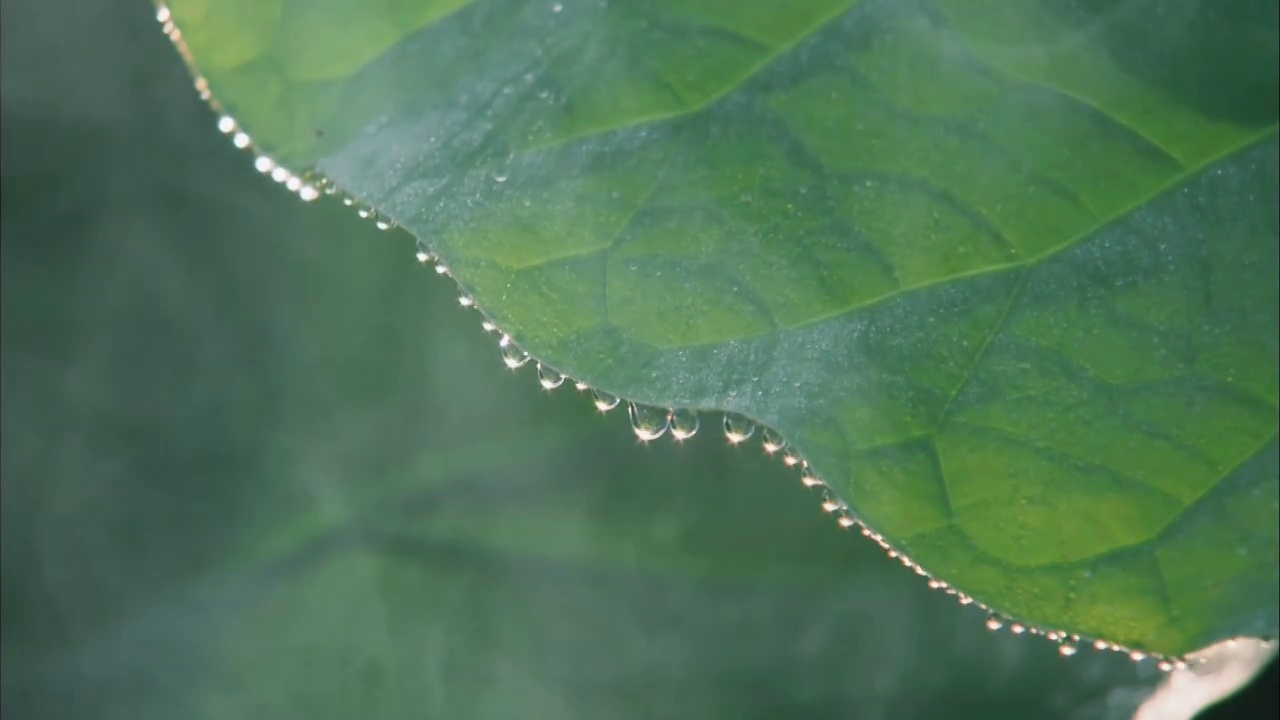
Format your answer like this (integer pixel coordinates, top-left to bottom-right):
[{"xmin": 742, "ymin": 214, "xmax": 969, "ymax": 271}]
[{"xmin": 158, "ymin": 2, "xmax": 1218, "ymax": 669}]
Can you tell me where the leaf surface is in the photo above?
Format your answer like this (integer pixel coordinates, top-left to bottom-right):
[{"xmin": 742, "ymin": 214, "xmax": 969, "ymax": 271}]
[{"xmin": 158, "ymin": 0, "xmax": 1280, "ymax": 655}]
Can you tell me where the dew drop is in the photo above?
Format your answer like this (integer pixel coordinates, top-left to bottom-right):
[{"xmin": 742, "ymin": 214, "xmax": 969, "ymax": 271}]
[
  {"xmin": 271, "ymin": 167, "xmax": 290, "ymax": 184},
  {"xmin": 574, "ymin": 380, "xmax": 590, "ymax": 391},
  {"xmin": 1058, "ymin": 643, "xmax": 1078, "ymax": 657},
  {"xmin": 285, "ymin": 176, "xmax": 303, "ymax": 192},
  {"xmin": 592, "ymin": 389, "xmax": 621, "ymax": 412},
  {"xmin": 836, "ymin": 515, "xmax": 857, "ymax": 529},
  {"xmin": 1010, "ymin": 623, "xmax": 1026, "ymax": 635},
  {"xmin": 434, "ymin": 263, "xmax": 450, "ymax": 276},
  {"xmin": 217, "ymin": 115, "xmax": 237, "ymax": 134},
  {"xmin": 375, "ymin": 219, "xmax": 394, "ymax": 231},
  {"xmin": 536, "ymin": 364, "xmax": 566, "ymax": 390},
  {"xmin": 986, "ymin": 614, "xmax": 1004, "ymax": 631},
  {"xmin": 723, "ymin": 414, "xmax": 755, "ymax": 445},
  {"xmin": 458, "ymin": 295, "xmax": 475, "ymax": 308},
  {"xmin": 1094, "ymin": 640, "xmax": 1110, "ymax": 651},
  {"xmin": 414, "ymin": 239, "xmax": 432, "ymax": 264},
  {"xmin": 342, "ymin": 197, "xmax": 355, "ymax": 206},
  {"xmin": 480, "ymin": 319, "xmax": 498, "ymax": 333},
  {"xmin": 800, "ymin": 473, "xmax": 824, "ymax": 488},
  {"xmin": 498, "ymin": 335, "xmax": 530, "ymax": 369},
  {"xmin": 232, "ymin": 131, "xmax": 251, "ymax": 149},
  {"xmin": 782, "ymin": 451, "xmax": 803, "ymax": 467},
  {"xmin": 958, "ymin": 594, "xmax": 974, "ymax": 606},
  {"xmin": 1129, "ymin": 651, "xmax": 1147, "ymax": 662},
  {"xmin": 156, "ymin": 5, "xmax": 171, "ymax": 23},
  {"xmin": 820, "ymin": 497, "xmax": 845, "ymax": 514},
  {"xmin": 628, "ymin": 403, "xmax": 670, "ymax": 442},
  {"xmin": 761, "ymin": 428, "xmax": 786, "ymax": 454},
  {"xmin": 669, "ymin": 408, "xmax": 699, "ymax": 440},
  {"xmin": 1158, "ymin": 661, "xmax": 1174, "ymax": 673},
  {"xmin": 357, "ymin": 207, "xmax": 373, "ymax": 219},
  {"xmin": 492, "ymin": 170, "xmax": 509, "ymax": 183},
  {"xmin": 254, "ymin": 156, "xmax": 275, "ymax": 173},
  {"xmin": 298, "ymin": 185, "xmax": 320, "ymax": 202}
]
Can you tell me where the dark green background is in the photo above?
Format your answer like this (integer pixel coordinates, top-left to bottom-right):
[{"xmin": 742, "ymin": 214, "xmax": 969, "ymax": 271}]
[{"xmin": 1, "ymin": 1, "xmax": 1272, "ymax": 718}]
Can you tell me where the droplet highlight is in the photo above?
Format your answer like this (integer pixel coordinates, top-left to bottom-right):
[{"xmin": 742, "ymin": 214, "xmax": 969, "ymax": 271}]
[
  {"xmin": 536, "ymin": 364, "xmax": 566, "ymax": 390},
  {"xmin": 761, "ymin": 428, "xmax": 786, "ymax": 454},
  {"xmin": 498, "ymin": 335, "xmax": 530, "ymax": 369},
  {"xmin": 986, "ymin": 615, "xmax": 1004, "ymax": 631},
  {"xmin": 723, "ymin": 414, "xmax": 755, "ymax": 445},
  {"xmin": 592, "ymin": 389, "xmax": 621, "ymax": 413},
  {"xmin": 628, "ymin": 403, "xmax": 670, "ymax": 442},
  {"xmin": 669, "ymin": 409, "xmax": 699, "ymax": 441}
]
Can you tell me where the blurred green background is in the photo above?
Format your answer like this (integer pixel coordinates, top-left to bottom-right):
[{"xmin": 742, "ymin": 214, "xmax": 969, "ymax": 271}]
[{"xmin": 0, "ymin": 1, "xmax": 1273, "ymax": 718}]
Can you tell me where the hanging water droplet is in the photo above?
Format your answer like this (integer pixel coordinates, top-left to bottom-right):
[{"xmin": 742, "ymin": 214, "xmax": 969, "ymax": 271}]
[
  {"xmin": 958, "ymin": 594, "xmax": 974, "ymax": 606},
  {"xmin": 156, "ymin": 5, "xmax": 171, "ymax": 23},
  {"xmin": 1158, "ymin": 661, "xmax": 1174, "ymax": 673},
  {"xmin": 458, "ymin": 295, "xmax": 475, "ymax": 308},
  {"xmin": 342, "ymin": 197, "xmax": 355, "ymax": 206},
  {"xmin": 669, "ymin": 408, "xmax": 699, "ymax": 440},
  {"xmin": 232, "ymin": 131, "xmax": 251, "ymax": 149},
  {"xmin": 434, "ymin": 263, "xmax": 450, "ymax": 276},
  {"xmin": 536, "ymin": 364, "xmax": 566, "ymax": 390},
  {"xmin": 414, "ymin": 239, "xmax": 432, "ymax": 264},
  {"xmin": 782, "ymin": 451, "xmax": 802, "ymax": 467},
  {"xmin": 574, "ymin": 380, "xmax": 590, "ymax": 391},
  {"xmin": 1093, "ymin": 640, "xmax": 1110, "ymax": 651},
  {"xmin": 985, "ymin": 615, "xmax": 1004, "ymax": 631},
  {"xmin": 375, "ymin": 219, "xmax": 394, "ymax": 231},
  {"xmin": 299, "ymin": 185, "xmax": 320, "ymax": 202},
  {"xmin": 271, "ymin": 167, "xmax": 290, "ymax": 184},
  {"xmin": 1010, "ymin": 623, "xmax": 1026, "ymax": 635},
  {"xmin": 800, "ymin": 472, "xmax": 823, "ymax": 488},
  {"xmin": 820, "ymin": 497, "xmax": 845, "ymax": 514},
  {"xmin": 1129, "ymin": 651, "xmax": 1147, "ymax": 662},
  {"xmin": 498, "ymin": 335, "xmax": 530, "ymax": 369},
  {"xmin": 837, "ymin": 515, "xmax": 857, "ymax": 529},
  {"xmin": 1058, "ymin": 643, "xmax": 1077, "ymax": 657},
  {"xmin": 217, "ymin": 115, "xmax": 237, "ymax": 134},
  {"xmin": 591, "ymin": 389, "xmax": 620, "ymax": 412},
  {"xmin": 357, "ymin": 207, "xmax": 373, "ymax": 219},
  {"xmin": 492, "ymin": 169, "xmax": 509, "ymax": 183},
  {"xmin": 723, "ymin": 414, "xmax": 755, "ymax": 444},
  {"xmin": 254, "ymin": 156, "xmax": 275, "ymax": 173},
  {"xmin": 480, "ymin": 319, "xmax": 498, "ymax": 333},
  {"xmin": 761, "ymin": 428, "xmax": 786, "ymax": 454},
  {"xmin": 628, "ymin": 403, "xmax": 670, "ymax": 442},
  {"xmin": 285, "ymin": 176, "xmax": 303, "ymax": 192}
]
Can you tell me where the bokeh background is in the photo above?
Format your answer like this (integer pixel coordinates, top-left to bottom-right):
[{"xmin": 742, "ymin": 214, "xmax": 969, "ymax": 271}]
[{"xmin": 1, "ymin": 1, "xmax": 1274, "ymax": 718}]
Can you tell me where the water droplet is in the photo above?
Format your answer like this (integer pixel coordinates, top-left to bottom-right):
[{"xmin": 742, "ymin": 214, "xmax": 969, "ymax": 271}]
[
  {"xmin": 498, "ymin": 335, "xmax": 530, "ymax": 369},
  {"xmin": 1058, "ymin": 643, "xmax": 1077, "ymax": 657},
  {"xmin": 1093, "ymin": 640, "xmax": 1110, "ymax": 651},
  {"xmin": 271, "ymin": 167, "xmax": 290, "ymax": 184},
  {"xmin": 669, "ymin": 409, "xmax": 699, "ymax": 440},
  {"xmin": 458, "ymin": 295, "xmax": 475, "ymax": 308},
  {"xmin": 492, "ymin": 170, "xmax": 509, "ymax": 183},
  {"xmin": 285, "ymin": 176, "xmax": 303, "ymax": 192},
  {"xmin": 782, "ymin": 451, "xmax": 803, "ymax": 466},
  {"xmin": 342, "ymin": 197, "xmax": 355, "ymax": 206},
  {"xmin": 1010, "ymin": 623, "xmax": 1026, "ymax": 635},
  {"xmin": 723, "ymin": 414, "xmax": 755, "ymax": 445},
  {"xmin": 375, "ymin": 219, "xmax": 394, "ymax": 231},
  {"xmin": 480, "ymin": 319, "xmax": 499, "ymax": 333},
  {"xmin": 574, "ymin": 380, "xmax": 590, "ymax": 391},
  {"xmin": 156, "ymin": 5, "xmax": 171, "ymax": 23},
  {"xmin": 1129, "ymin": 651, "xmax": 1147, "ymax": 662},
  {"xmin": 836, "ymin": 515, "xmax": 857, "ymax": 529},
  {"xmin": 591, "ymin": 389, "xmax": 620, "ymax": 412},
  {"xmin": 820, "ymin": 497, "xmax": 845, "ymax": 514},
  {"xmin": 986, "ymin": 615, "xmax": 1004, "ymax": 631},
  {"xmin": 357, "ymin": 207, "xmax": 373, "ymax": 219},
  {"xmin": 232, "ymin": 131, "xmax": 251, "ymax": 149},
  {"xmin": 1158, "ymin": 661, "xmax": 1174, "ymax": 673},
  {"xmin": 254, "ymin": 156, "xmax": 275, "ymax": 173},
  {"xmin": 628, "ymin": 403, "xmax": 670, "ymax": 442},
  {"xmin": 299, "ymin": 185, "xmax": 320, "ymax": 202},
  {"xmin": 958, "ymin": 594, "xmax": 974, "ymax": 606},
  {"xmin": 761, "ymin": 428, "xmax": 786, "ymax": 454},
  {"xmin": 552, "ymin": 2, "xmax": 563, "ymax": 11},
  {"xmin": 217, "ymin": 115, "xmax": 237, "ymax": 134},
  {"xmin": 536, "ymin": 364, "xmax": 566, "ymax": 390},
  {"xmin": 434, "ymin": 263, "xmax": 450, "ymax": 276},
  {"xmin": 800, "ymin": 473, "xmax": 823, "ymax": 488}
]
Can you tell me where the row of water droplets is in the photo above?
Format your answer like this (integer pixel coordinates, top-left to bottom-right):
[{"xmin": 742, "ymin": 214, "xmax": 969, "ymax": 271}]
[{"xmin": 157, "ymin": 1, "xmax": 1213, "ymax": 670}]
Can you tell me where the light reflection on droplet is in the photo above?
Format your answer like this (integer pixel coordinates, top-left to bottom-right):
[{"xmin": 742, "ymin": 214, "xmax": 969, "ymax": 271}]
[
  {"xmin": 232, "ymin": 131, "xmax": 251, "ymax": 149},
  {"xmin": 1010, "ymin": 623, "xmax": 1026, "ymax": 635},
  {"xmin": 299, "ymin": 185, "xmax": 320, "ymax": 202},
  {"xmin": 986, "ymin": 615, "xmax": 1003, "ymax": 631},
  {"xmin": 628, "ymin": 403, "xmax": 670, "ymax": 442},
  {"xmin": 271, "ymin": 167, "xmax": 290, "ymax": 183},
  {"xmin": 761, "ymin": 428, "xmax": 786, "ymax": 454},
  {"xmin": 217, "ymin": 115, "xmax": 236, "ymax": 134},
  {"xmin": 458, "ymin": 295, "xmax": 475, "ymax": 308},
  {"xmin": 574, "ymin": 381, "xmax": 590, "ymax": 391},
  {"xmin": 1058, "ymin": 644, "xmax": 1078, "ymax": 657},
  {"xmin": 254, "ymin": 156, "xmax": 275, "ymax": 173},
  {"xmin": 800, "ymin": 473, "xmax": 823, "ymax": 488},
  {"xmin": 669, "ymin": 408, "xmax": 699, "ymax": 441},
  {"xmin": 591, "ymin": 389, "xmax": 621, "ymax": 412},
  {"xmin": 536, "ymin": 364, "xmax": 566, "ymax": 390},
  {"xmin": 156, "ymin": 4, "xmax": 171, "ymax": 23},
  {"xmin": 498, "ymin": 335, "xmax": 530, "ymax": 369},
  {"xmin": 723, "ymin": 414, "xmax": 755, "ymax": 445}
]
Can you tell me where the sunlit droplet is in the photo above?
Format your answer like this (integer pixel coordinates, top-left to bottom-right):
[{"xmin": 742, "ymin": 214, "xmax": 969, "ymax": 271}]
[
  {"xmin": 574, "ymin": 381, "xmax": 590, "ymax": 391},
  {"xmin": 669, "ymin": 408, "xmax": 699, "ymax": 441},
  {"xmin": 986, "ymin": 615, "xmax": 1003, "ymax": 631},
  {"xmin": 1010, "ymin": 623, "xmax": 1026, "ymax": 635},
  {"xmin": 498, "ymin": 335, "xmax": 530, "ymax": 369},
  {"xmin": 1158, "ymin": 661, "xmax": 1174, "ymax": 673},
  {"xmin": 820, "ymin": 498, "xmax": 845, "ymax": 514},
  {"xmin": 254, "ymin": 156, "xmax": 275, "ymax": 173},
  {"xmin": 299, "ymin": 185, "xmax": 320, "ymax": 202},
  {"xmin": 492, "ymin": 170, "xmax": 508, "ymax": 183},
  {"xmin": 1129, "ymin": 651, "xmax": 1147, "ymax": 662},
  {"xmin": 1094, "ymin": 640, "xmax": 1110, "ymax": 651},
  {"xmin": 1058, "ymin": 644, "xmax": 1077, "ymax": 657},
  {"xmin": 723, "ymin": 414, "xmax": 755, "ymax": 445},
  {"xmin": 434, "ymin": 263, "xmax": 450, "ymax": 276},
  {"xmin": 217, "ymin": 115, "xmax": 236, "ymax": 134},
  {"xmin": 628, "ymin": 403, "xmax": 670, "ymax": 442},
  {"xmin": 156, "ymin": 5, "xmax": 171, "ymax": 23},
  {"xmin": 536, "ymin": 364, "xmax": 566, "ymax": 390},
  {"xmin": 357, "ymin": 208, "xmax": 373, "ymax": 219},
  {"xmin": 458, "ymin": 295, "xmax": 475, "ymax": 308},
  {"xmin": 232, "ymin": 132, "xmax": 251, "ymax": 149},
  {"xmin": 761, "ymin": 428, "xmax": 786, "ymax": 454},
  {"xmin": 782, "ymin": 451, "xmax": 802, "ymax": 466},
  {"xmin": 800, "ymin": 473, "xmax": 823, "ymax": 488},
  {"xmin": 837, "ymin": 516, "xmax": 857, "ymax": 529},
  {"xmin": 271, "ymin": 167, "xmax": 290, "ymax": 184},
  {"xmin": 592, "ymin": 389, "xmax": 621, "ymax": 412}
]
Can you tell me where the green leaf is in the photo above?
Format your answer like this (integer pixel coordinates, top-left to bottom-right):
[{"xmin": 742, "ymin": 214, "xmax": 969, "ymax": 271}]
[{"xmin": 156, "ymin": 0, "xmax": 1279, "ymax": 656}]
